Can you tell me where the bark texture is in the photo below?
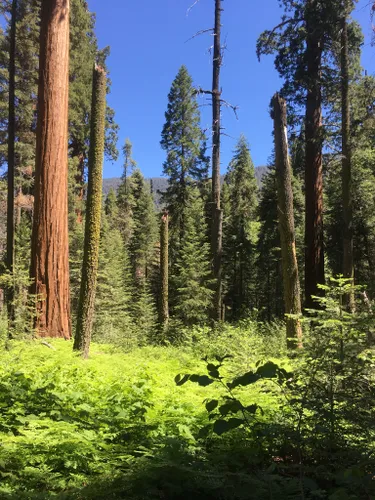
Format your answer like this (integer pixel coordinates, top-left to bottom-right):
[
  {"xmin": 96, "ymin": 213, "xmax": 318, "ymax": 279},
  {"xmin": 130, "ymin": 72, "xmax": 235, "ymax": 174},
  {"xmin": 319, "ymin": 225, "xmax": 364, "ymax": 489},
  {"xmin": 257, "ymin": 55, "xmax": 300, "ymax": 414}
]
[
  {"xmin": 211, "ymin": 0, "xmax": 223, "ymax": 321},
  {"xmin": 272, "ymin": 94, "xmax": 303, "ymax": 347},
  {"xmin": 30, "ymin": 0, "xmax": 71, "ymax": 339},
  {"xmin": 6, "ymin": 0, "xmax": 17, "ymax": 325},
  {"xmin": 74, "ymin": 66, "xmax": 106, "ymax": 358},
  {"xmin": 159, "ymin": 212, "xmax": 169, "ymax": 328},
  {"xmin": 304, "ymin": 2, "xmax": 325, "ymax": 308},
  {"xmin": 341, "ymin": 5, "xmax": 354, "ymax": 311}
]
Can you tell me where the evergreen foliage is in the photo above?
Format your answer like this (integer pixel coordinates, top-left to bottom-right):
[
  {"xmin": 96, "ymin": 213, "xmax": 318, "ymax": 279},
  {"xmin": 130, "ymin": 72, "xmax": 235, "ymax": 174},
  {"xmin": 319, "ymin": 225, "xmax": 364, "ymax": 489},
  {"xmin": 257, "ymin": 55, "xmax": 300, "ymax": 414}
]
[
  {"xmin": 173, "ymin": 187, "xmax": 213, "ymax": 326},
  {"xmin": 223, "ymin": 136, "xmax": 259, "ymax": 320},
  {"xmin": 160, "ymin": 65, "xmax": 209, "ymax": 264}
]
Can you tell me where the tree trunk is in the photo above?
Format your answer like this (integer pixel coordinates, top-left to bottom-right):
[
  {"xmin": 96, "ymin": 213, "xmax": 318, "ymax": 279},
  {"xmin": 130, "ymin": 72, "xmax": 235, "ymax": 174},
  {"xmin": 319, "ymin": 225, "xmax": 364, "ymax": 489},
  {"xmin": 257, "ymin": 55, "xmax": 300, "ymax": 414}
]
[
  {"xmin": 74, "ymin": 66, "xmax": 106, "ymax": 358},
  {"xmin": 159, "ymin": 212, "xmax": 169, "ymax": 328},
  {"xmin": 304, "ymin": 4, "xmax": 325, "ymax": 309},
  {"xmin": 6, "ymin": 0, "xmax": 17, "ymax": 327},
  {"xmin": 211, "ymin": 0, "xmax": 223, "ymax": 321},
  {"xmin": 341, "ymin": 5, "xmax": 354, "ymax": 311},
  {"xmin": 272, "ymin": 94, "xmax": 303, "ymax": 347},
  {"xmin": 30, "ymin": 0, "xmax": 71, "ymax": 339}
]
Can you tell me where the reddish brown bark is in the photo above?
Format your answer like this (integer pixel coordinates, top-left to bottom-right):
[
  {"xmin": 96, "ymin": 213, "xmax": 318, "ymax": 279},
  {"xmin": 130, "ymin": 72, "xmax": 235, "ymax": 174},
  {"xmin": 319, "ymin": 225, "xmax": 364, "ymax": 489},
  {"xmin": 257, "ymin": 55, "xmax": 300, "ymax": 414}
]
[
  {"xmin": 341, "ymin": 5, "xmax": 354, "ymax": 311},
  {"xmin": 6, "ymin": 0, "xmax": 17, "ymax": 326},
  {"xmin": 30, "ymin": 0, "xmax": 71, "ymax": 339},
  {"xmin": 304, "ymin": 7, "xmax": 325, "ymax": 309}
]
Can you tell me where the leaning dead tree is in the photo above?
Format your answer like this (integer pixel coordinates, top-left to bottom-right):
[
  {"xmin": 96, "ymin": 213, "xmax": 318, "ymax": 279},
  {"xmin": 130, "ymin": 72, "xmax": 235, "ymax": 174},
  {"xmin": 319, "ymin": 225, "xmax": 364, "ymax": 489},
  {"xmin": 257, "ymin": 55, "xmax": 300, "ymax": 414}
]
[
  {"xmin": 74, "ymin": 65, "xmax": 107, "ymax": 358},
  {"xmin": 272, "ymin": 94, "xmax": 303, "ymax": 347},
  {"xmin": 30, "ymin": 0, "xmax": 71, "ymax": 339},
  {"xmin": 159, "ymin": 212, "xmax": 169, "ymax": 329}
]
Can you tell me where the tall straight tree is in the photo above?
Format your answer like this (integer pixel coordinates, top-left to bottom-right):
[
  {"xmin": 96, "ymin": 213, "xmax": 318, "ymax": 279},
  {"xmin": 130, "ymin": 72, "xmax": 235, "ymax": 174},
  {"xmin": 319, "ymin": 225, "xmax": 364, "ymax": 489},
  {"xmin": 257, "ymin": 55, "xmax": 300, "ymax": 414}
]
[
  {"xmin": 160, "ymin": 65, "xmax": 208, "ymax": 261},
  {"xmin": 6, "ymin": 0, "xmax": 17, "ymax": 325},
  {"xmin": 223, "ymin": 135, "xmax": 259, "ymax": 320},
  {"xmin": 272, "ymin": 94, "xmax": 302, "ymax": 346},
  {"xmin": 256, "ymin": 0, "xmax": 357, "ymax": 307},
  {"xmin": 341, "ymin": 1, "xmax": 354, "ymax": 311},
  {"xmin": 74, "ymin": 65, "xmax": 106, "ymax": 358},
  {"xmin": 211, "ymin": 0, "xmax": 223, "ymax": 321},
  {"xmin": 304, "ymin": 0, "xmax": 325, "ymax": 308},
  {"xmin": 30, "ymin": 0, "xmax": 71, "ymax": 339},
  {"xmin": 159, "ymin": 212, "xmax": 169, "ymax": 329}
]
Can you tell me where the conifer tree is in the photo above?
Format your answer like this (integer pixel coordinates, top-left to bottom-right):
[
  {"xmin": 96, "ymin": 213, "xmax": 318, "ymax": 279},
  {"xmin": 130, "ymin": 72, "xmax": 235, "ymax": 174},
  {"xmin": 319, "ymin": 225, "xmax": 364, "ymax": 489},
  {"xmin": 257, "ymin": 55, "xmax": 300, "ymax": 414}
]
[
  {"xmin": 30, "ymin": 0, "xmax": 71, "ymax": 339},
  {"xmin": 160, "ymin": 65, "xmax": 208, "ymax": 263},
  {"xmin": 257, "ymin": 0, "xmax": 360, "ymax": 308},
  {"xmin": 159, "ymin": 212, "xmax": 169, "ymax": 328},
  {"xmin": 174, "ymin": 187, "xmax": 213, "ymax": 326},
  {"xmin": 6, "ymin": 0, "xmax": 17, "ymax": 325},
  {"xmin": 341, "ymin": 2, "xmax": 354, "ymax": 310},
  {"xmin": 117, "ymin": 138, "xmax": 136, "ymax": 245},
  {"xmin": 223, "ymin": 135, "xmax": 259, "ymax": 320},
  {"xmin": 128, "ymin": 169, "xmax": 157, "ymax": 281},
  {"xmin": 94, "ymin": 206, "xmax": 134, "ymax": 348},
  {"xmin": 74, "ymin": 66, "xmax": 106, "ymax": 358}
]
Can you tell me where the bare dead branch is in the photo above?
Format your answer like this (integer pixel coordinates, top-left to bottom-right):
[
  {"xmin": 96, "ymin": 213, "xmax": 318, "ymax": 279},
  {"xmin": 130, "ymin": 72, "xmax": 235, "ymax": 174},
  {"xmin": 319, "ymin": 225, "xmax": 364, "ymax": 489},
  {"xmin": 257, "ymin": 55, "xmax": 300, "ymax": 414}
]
[
  {"xmin": 220, "ymin": 99, "xmax": 239, "ymax": 119},
  {"xmin": 185, "ymin": 28, "xmax": 214, "ymax": 43},
  {"xmin": 194, "ymin": 87, "xmax": 213, "ymax": 96},
  {"xmin": 186, "ymin": 0, "xmax": 200, "ymax": 16}
]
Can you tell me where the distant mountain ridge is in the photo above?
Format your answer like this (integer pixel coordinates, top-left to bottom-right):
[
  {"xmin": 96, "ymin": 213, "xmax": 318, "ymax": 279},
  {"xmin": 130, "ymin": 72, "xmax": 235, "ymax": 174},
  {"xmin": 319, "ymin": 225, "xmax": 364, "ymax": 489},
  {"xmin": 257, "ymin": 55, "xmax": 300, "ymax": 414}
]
[{"xmin": 103, "ymin": 166, "xmax": 269, "ymax": 204}]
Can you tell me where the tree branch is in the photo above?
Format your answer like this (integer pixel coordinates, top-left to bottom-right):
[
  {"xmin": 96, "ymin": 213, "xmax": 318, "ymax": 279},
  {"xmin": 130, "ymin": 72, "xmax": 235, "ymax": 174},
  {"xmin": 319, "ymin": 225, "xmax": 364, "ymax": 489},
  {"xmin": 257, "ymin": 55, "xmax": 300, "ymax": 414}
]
[{"xmin": 185, "ymin": 28, "xmax": 214, "ymax": 43}]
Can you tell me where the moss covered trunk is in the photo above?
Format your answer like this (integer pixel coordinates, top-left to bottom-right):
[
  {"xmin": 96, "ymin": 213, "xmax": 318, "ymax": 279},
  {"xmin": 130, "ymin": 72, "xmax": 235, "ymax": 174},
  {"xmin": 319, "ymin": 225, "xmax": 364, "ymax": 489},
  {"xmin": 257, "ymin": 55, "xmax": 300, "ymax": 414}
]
[
  {"xmin": 30, "ymin": 0, "xmax": 71, "ymax": 339},
  {"xmin": 272, "ymin": 94, "xmax": 302, "ymax": 347},
  {"xmin": 159, "ymin": 212, "xmax": 169, "ymax": 328},
  {"xmin": 74, "ymin": 66, "xmax": 107, "ymax": 358}
]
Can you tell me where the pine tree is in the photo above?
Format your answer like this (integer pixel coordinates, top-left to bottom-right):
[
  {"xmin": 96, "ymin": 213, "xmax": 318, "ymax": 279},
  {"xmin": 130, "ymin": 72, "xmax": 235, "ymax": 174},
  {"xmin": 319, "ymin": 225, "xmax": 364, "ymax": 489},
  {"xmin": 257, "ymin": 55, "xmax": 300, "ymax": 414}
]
[
  {"xmin": 30, "ymin": 0, "xmax": 71, "ymax": 339},
  {"xmin": 74, "ymin": 66, "xmax": 106, "ymax": 358},
  {"xmin": 160, "ymin": 65, "xmax": 209, "ymax": 264},
  {"xmin": 223, "ymin": 135, "xmax": 259, "ymax": 320},
  {"xmin": 6, "ymin": 0, "xmax": 17, "ymax": 326},
  {"xmin": 257, "ymin": 0, "xmax": 360, "ymax": 308},
  {"xmin": 174, "ymin": 187, "xmax": 213, "ymax": 326},
  {"xmin": 117, "ymin": 138, "xmax": 136, "ymax": 244},
  {"xmin": 129, "ymin": 168, "xmax": 158, "ymax": 283},
  {"xmin": 341, "ymin": 1, "xmax": 354, "ymax": 310},
  {"xmin": 94, "ymin": 209, "xmax": 135, "ymax": 348}
]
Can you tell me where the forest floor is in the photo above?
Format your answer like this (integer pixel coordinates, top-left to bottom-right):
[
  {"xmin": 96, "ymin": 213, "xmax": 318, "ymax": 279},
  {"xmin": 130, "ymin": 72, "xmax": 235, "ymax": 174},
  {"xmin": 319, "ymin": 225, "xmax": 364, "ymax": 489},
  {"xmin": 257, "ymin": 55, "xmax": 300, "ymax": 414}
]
[{"xmin": 0, "ymin": 327, "xmax": 293, "ymax": 500}]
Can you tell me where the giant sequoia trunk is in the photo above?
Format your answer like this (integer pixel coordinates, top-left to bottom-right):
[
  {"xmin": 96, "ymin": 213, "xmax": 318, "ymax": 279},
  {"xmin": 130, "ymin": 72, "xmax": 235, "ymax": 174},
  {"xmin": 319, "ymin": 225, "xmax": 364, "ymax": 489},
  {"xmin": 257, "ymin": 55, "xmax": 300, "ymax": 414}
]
[
  {"xmin": 30, "ymin": 0, "xmax": 71, "ymax": 339},
  {"xmin": 74, "ymin": 66, "xmax": 106, "ymax": 358},
  {"xmin": 211, "ymin": 0, "xmax": 223, "ymax": 321},
  {"xmin": 272, "ymin": 94, "xmax": 303, "ymax": 347},
  {"xmin": 341, "ymin": 6, "xmax": 354, "ymax": 311},
  {"xmin": 304, "ymin": 4, "xmax": 325, "ymax": 309},
  {"xmin": 159, "ymin": 212, "xmax": 169, "ymax": 328},
  {"xmin": 6, "ymin": 0, "xmax": 17, "ymax": 326}
]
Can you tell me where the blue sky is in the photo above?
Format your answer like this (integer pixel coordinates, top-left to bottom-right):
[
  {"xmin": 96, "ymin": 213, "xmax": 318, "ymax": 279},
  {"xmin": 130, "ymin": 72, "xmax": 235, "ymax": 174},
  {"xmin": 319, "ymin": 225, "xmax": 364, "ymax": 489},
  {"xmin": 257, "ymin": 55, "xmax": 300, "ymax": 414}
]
[{"xmin": 87, "ymin": 0, "xmax": 375, "ymax": 179}]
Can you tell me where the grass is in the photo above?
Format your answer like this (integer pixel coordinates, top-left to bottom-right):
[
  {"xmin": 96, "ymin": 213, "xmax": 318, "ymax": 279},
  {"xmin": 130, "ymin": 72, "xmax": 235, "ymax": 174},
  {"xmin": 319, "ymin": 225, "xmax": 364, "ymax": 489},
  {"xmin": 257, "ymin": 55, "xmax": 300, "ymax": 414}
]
[{"xmin": 0, "ymin": 329, "xmax": 288, "ymax": 499}]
